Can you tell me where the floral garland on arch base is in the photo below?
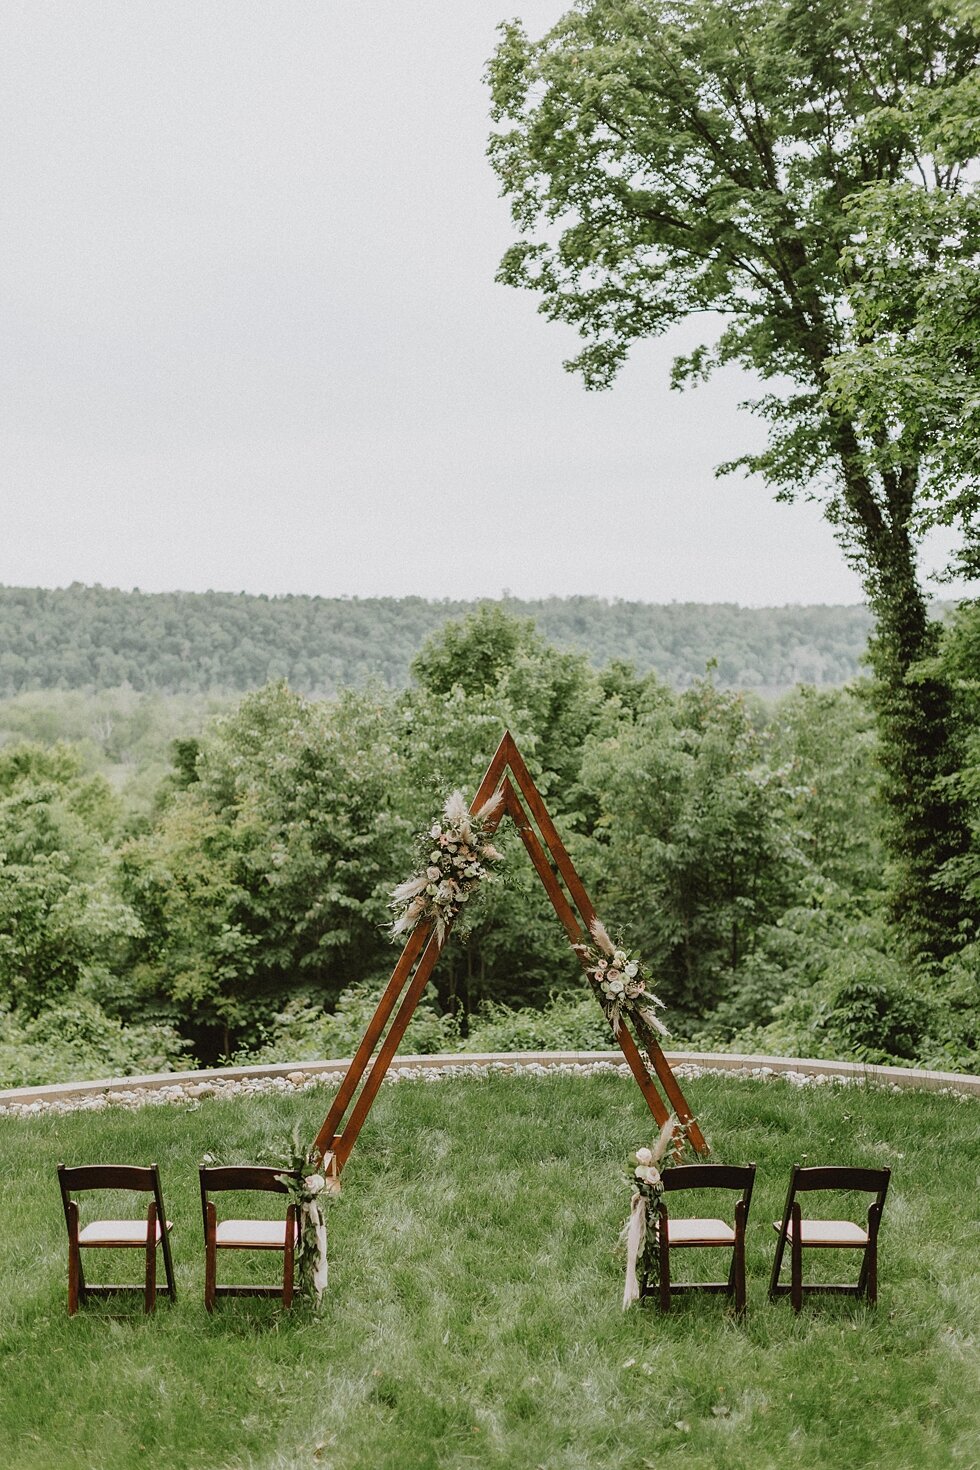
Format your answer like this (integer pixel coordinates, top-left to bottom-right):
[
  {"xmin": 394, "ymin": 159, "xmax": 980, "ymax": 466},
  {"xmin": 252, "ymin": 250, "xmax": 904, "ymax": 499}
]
[
  {"xmin": 390, "ymin": 789, "xmax": 504, "ymax": 946},
  {"xmin": 275, "ymin": 1131, "xmax": 335, "ymax": 1305},
  {"xmin": 574, "ymin": 917, "xmax": 669, "ymax": 1040},
  {"xmin": 622, "ymin": 1116, "xmax": 688, "ymax": 1310}
]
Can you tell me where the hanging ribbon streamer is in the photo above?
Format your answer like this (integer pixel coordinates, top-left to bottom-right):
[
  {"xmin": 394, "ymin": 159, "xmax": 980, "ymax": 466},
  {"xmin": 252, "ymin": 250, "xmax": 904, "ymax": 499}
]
[
  {"xmin": 303, "ymin": 1199, "xmax": 329, "ymax": 1302},
  {"xmin": 622, "ymin": 1190, "xmax": 648, "ymax": 1310}
]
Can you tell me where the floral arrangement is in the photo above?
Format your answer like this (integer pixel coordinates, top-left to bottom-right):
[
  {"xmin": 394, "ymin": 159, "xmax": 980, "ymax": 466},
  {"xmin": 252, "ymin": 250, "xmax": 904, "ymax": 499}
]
[
  {"xmin": 622, "ymin": 1116, "xmax": 686, "ymax": 1309},
  {"xmin": 574, "ymin": 917, "xmax": 669, "ymax": 1039},
  {"xmin": 390, "ymin": 789, "xmax": 504, "ymax": 945},
  {"xmin": 275, "ymin": 1130, "xmax": 335, "ymax": 1304}
]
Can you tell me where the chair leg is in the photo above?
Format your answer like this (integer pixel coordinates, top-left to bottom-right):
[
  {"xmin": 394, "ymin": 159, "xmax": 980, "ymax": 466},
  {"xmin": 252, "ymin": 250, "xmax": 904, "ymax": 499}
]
[
  {"xmin": 658, "ymin": 1210, "xmax": 671, "ymax": 1313},
  {"xmin": 733, "ymin": 1200, "xmax": 747, "ymax": 1318},
  {"xmin": 866, "ymin": 1239, "xmax": 877, "ymax": 1305},
  {"xmin": 144, "ymin": 1203, "xmax": 157, "ymax": 1314},
  {"xmin": 283, "ymin": 1205, "xmax": 296, "ymax": 1309},
  {"xmin": 790, "ymin": 1202, "xmax": 803, "ymax": 1313},
  {"xmin": 205, "ymin": 1202, "xmax": 217, "ymax": 1312},
  {"xmin": 67, "ymin": 1201, "xmax": 81, "ymax": 1317},
  {"xmin": 858, "ymin": 1201, "xmax": 881, "ymax": 1304},
  {"xmin": 769, "ymin": 1225, "xmax": 787, "ymax": 1301}
]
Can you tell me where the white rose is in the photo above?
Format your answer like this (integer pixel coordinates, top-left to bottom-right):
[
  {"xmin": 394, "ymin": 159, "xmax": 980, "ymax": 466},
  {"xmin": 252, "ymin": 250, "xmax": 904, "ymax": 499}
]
[
  {"xmin": 625, "ymin": 962, "xmax": 638, "ymax": 978},
  {"xmin": 609, "ymin": 979, "xmax": 625, "ymax": 995},
  {"xmin": 635, "ymin": 1147, "xmax": 653, "ymax": 1165},
  {"xmin": 304, "ymin": 1174, "xmax": 325, "ymax": 1195},
  {"xmin": 426, "ymin": 865, "xmax": 442, "ymax": 880},
  {"xmin": 614, "ymin": 950, "xmax": 627, "ymax": 967},
  {"xmin": 430, "ymin": 824, "xmax": 441, "ymax": 838}
]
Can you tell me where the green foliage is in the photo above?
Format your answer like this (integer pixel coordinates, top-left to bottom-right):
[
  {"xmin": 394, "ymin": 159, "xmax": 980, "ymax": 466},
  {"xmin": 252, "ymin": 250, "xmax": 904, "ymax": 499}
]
[
  {"xmin": 0, "ymin": 743, "xmax": 139, "ymax": 1014},
  {"xmin": 119, "ymin": 683, "xmax": 407, "ymax": 1058},
  {"xmin": 770, "ymin": 686, "xmax": 883, "ymax": 901},
  {"xmin": 579, "ymin": 680, "xmax": 800, "ymax": 1020},
  {"xmin": 0, "ymin": 585, "xmax": 878, "ymax": 697},
  {"xmin": 460, "ymin": 991, "xmax": 611, "ymax": 1053},
  {"xmin": 0, "ymin": 997, "xmax": 189, "ymax": 1088},
  {"xmin": 0, "ymin": 687, "xmax": 232, "ymax": 816},
  {"xmin": 826, "ymin": 971, "xmax": 927, "ymax": 1064},
  {"xmin": 487, "ymin": 0, "xmax": 979, "ymax": 961},
  {"xmin": 243, "ymin": 984, "xmax": 458, "ymax": 1064},
  {"xmin": 0, "ymin": 604, "xmax": 975, "ymax": 1081}
]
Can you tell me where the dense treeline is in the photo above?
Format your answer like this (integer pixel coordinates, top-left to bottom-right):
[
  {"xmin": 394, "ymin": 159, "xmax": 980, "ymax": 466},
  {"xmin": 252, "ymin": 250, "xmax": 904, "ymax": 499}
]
[
  {"xmin": 0, "ymin": 583, "xmax": 880, "ymax": 697},
  {"xmin": 1, "ymin": 604, "xmax": 977, "ymax": 1086}
]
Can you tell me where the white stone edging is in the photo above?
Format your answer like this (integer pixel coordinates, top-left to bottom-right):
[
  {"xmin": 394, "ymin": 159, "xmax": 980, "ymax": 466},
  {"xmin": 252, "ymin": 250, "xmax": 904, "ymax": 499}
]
[{"xmin": 0, "ymin": 1050, "xmax": 976, "ymax": 1118}]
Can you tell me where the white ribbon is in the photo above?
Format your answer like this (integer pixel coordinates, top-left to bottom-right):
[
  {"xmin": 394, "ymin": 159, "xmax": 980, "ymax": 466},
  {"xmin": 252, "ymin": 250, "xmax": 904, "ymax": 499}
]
[
  {"xmin": 622, "ymin": 1190, "xmax": 647, "ymax": 1310},
  {"xmin": 303, "ymin": 1200, "xmax": 329, "ymax": 1301}
]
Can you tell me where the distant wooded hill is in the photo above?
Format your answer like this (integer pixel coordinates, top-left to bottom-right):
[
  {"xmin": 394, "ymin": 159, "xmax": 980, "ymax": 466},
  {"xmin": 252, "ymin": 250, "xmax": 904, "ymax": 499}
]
[{"xmin": 0, "ymin": 583, "xmax": 881, "ymax": 696}]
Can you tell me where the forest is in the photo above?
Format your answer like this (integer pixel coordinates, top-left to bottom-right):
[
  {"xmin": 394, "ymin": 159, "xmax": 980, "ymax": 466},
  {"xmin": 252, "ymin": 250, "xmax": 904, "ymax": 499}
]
[
  {"xmin": 1, "ymin": 600, "xmax": 977, "ymax": 1088},
  {"xmin": 0, "ymin": 583, "xmax": 879, "ymax": 697}
]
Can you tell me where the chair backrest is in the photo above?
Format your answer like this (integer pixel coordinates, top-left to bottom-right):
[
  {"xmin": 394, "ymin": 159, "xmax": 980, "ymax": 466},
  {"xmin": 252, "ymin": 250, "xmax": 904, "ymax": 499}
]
[
  {"xmin": 57, "ymin": 1162, "xmax": 167, "ymax": 1230},
  {"xmin": 59, "ymin": 1163, "xmax": 161, "ymax": 1194},
  {"xmin": 199, "ymin": 1166, "xmax": 297, "ymax": 1194},
  {"xmin": 661, "ymin": 1162, "xmax": 756, "ymax": 1202},
  {"xmin": 789, "ymin": 1166, "xmax": 890, "ymax": 1199},
  {"xmin": 787, "ymin": 1158, "xmax": 893, "ymax": 1217},
  {"xmin": 779, "ymin": 1164, "xmax": 890, "ymax": 1227},
  {"xmin": 199, "ymin": 1165, "xmax": 301, "ymax": 1233}
]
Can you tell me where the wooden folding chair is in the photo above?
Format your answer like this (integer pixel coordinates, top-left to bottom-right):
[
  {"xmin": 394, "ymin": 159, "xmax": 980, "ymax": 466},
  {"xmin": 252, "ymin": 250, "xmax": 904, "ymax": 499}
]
[
  {"xmin": 199, "ymin": 1166, "xmax": 300, "ymax": 1311},
  {"xmin": 647, "ymin": 1162, "xmax": 756, "ymax": 1317},
  {"xmin": 769, "ymin": 1164, "xmax": 890, "ymax": 1311},
  {"xmin": 57, "ymin": 1162, "xmax": 176, "ymax": 1316}
]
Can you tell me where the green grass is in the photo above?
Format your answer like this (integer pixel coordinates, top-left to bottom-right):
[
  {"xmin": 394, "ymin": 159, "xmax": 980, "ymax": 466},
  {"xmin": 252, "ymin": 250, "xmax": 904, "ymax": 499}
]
[{"xmin": 1, "ymin": 1074, "xmax": 978, "ymax": 1470}]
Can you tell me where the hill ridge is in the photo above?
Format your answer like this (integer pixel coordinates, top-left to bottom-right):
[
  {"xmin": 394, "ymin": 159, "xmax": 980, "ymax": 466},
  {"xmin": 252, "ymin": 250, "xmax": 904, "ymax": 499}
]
[{"xmin": 0, "ymin": 582, "xmax": 881, "ymax": 696}]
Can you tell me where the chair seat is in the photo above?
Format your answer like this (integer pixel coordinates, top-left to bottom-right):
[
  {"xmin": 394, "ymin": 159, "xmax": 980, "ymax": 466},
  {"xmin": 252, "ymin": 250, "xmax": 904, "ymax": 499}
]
[
  {"xmin": 774, "ymin": 1218, "xmax": 869, "ymax": 1247},
  {"xmin": 666, "ymin": 1217, "xmax": 736, "ymax": 1246},
  {"xmin": 78, "ymin": 1219, "xmax": 170, "ymax": 1246},
  {"xmin": 215, "ymin": 1218, "xmax": 299, "ymax": 1249}
]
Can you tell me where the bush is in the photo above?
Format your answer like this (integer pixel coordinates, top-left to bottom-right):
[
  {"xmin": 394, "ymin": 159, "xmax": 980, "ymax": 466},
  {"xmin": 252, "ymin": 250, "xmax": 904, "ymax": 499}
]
[
  {"xmin": 0, "ymin": 997, "xmax": 191, "ymax": 1088},
  {"xmin": 461, "ymin": 992, "xmax": 610, "ymax": 1052},
  {"xmin": 824, "ymin": 975, "xmax": 926, "ymax": 1063},
  {"xmin": 239, "ymin": 982, "xmax": 459, "ymax": 1063}
]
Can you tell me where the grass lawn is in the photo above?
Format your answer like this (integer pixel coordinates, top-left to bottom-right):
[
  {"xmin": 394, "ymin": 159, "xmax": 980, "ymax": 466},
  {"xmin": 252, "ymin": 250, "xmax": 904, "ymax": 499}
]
[{"xmin": 0, "ymin": 1072, "xmax": 977, "ymax": 1470}]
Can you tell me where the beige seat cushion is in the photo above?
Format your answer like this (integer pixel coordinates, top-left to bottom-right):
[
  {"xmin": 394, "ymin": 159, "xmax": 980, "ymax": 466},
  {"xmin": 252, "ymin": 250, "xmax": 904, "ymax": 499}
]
[
  {"xmin": 666, "ymin": 1217, "xmax": 736, "ymax": 1246},
  {"xmin": 78, "ymin": 1219, "xmax": 168, "ymax": 1246},
  {"xmin": 215, "ymin": 1218, "xmax": 298, "ymax": 1249},
  {"xmin": 775, "ymin": 1218, "xmax": 869, "ymax": 1247}
]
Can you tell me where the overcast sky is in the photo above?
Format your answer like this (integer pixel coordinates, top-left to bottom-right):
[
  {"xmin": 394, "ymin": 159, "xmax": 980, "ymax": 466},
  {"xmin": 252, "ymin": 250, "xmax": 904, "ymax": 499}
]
[{"xmin": 0, "ymin": 2, "xmax": 962, "ymax": 606}]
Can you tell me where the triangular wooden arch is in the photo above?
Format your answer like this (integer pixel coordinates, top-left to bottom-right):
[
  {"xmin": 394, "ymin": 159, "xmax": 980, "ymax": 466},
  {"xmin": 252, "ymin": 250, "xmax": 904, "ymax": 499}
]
[{"xmin": 313, "ymin": 731, "xmax": 707, "ymax": 1172}]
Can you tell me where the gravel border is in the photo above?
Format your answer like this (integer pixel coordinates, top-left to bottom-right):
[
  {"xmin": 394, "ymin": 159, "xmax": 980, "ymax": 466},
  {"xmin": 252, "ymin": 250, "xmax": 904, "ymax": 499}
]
[{"xmin": 1, "ymin": 1050, "xmax": 977, "ymax": 1118}]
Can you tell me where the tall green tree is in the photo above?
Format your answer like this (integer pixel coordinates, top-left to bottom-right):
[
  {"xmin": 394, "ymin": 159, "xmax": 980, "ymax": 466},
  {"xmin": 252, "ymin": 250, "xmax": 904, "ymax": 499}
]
[
  {"xmin": 487, "ymin": 0, "xmax": 979, "ymax": 957},
  {"xmin": 120, "ymin": 684, "xmax": 406, "ymax": 1058},
  {"xmin": 0, "ymin": 744, "xmax": 137, "ymax": 1013},
  {"xmin": 579, "ymin": 682, "xmax": 799, "ymax": 1019}
]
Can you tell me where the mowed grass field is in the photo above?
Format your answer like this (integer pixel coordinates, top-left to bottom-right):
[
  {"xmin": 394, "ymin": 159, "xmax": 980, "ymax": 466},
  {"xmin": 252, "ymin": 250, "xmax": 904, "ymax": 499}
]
[{"xmin": 0, "ymin": 1071, "xmax": 977, "ymax": 1470}]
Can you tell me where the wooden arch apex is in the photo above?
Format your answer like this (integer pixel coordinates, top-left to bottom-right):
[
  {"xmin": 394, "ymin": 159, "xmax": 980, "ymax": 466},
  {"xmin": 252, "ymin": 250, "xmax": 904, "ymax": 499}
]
[{"xmin": 312, "ymin": 731, "xmax": 707, "ymax": 1171}]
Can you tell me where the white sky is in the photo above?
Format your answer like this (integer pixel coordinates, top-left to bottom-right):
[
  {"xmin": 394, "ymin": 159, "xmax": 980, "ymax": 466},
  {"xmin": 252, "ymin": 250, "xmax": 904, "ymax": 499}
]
[{"xmin": 0, "ymin": 2, "xmax": 964, "ymax": 605}]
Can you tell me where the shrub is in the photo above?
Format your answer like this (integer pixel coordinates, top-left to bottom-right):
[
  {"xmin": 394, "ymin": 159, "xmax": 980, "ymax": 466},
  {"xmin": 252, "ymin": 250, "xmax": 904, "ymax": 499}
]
[
  {"xmin": 461, "ymin": 992, "xmax": 610, "ymax": 1053},
  {"xmin": 0, "ymin": 997, "xmax": 191, "ymax": 1088},
  {"xmin": 240, "ymin": 982, "xmax": 458, "ymax": 1063}
]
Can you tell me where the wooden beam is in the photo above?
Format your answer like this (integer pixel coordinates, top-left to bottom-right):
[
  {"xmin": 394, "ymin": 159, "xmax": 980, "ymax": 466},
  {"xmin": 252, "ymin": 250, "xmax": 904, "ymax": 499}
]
[
  {"xmin": 313, "ymin": 731, "xmax": 708, "ymax": 1170},
  {"xmin": 319, "ymin": 762, "xmax": 509, "ymax": 1166}
]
